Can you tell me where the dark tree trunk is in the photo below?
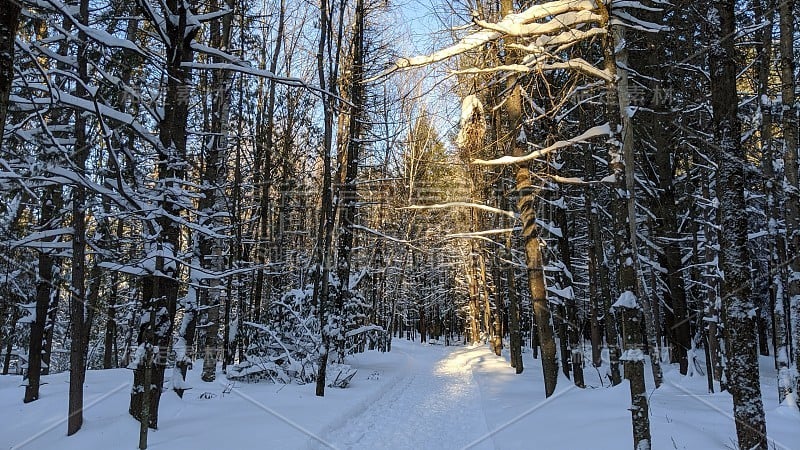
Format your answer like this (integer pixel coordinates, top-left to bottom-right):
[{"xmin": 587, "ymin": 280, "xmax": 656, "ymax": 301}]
[
  {"xmin": 709, "ymin": 1, "xmax": 768, "ymax": 447},
  {"xmin": 25, "ymin": 187, "xmax": 60, "ymax": 403},
  {"xmin": 2, "ymin": 307, "xmax": 19, "ymax": 375},
  {"xmin": 777, "ymin": 0, "xmax": 800, "ymax": 409},
  {"xmin": 67, "ymin": 0, "xmax": 90, "ymax": 435},
  {"xmin": 584, "ymin": 146, "xmax": 618, "ymax": 380},
  {"xmin": 102, "ymin": 284, "xmax": 117, "ymax": 370},
  {"xmin": 0, "ymin": 0, "xmax": 21, "ymax": 150},
  {"xmin": 507, "ymin": 242, "xmax": 523, "ymax": 373},
  {"xmin": 615, "ymin": 302, "xmax": 651, "ymax": 449},
  {"xmin": 314, "ymin": 0, "xmax": 343, "ymax": 397},
  {"xmin": 198, "ymin": 0, "xmax": 235, "ymax": 384},
  {"xmin": 129, "ymin": 0, "xmax": 197, "ymax": 431},
  {"xmin": 333, "ymin": 0, "xmax": 366, "ymax": 361}
]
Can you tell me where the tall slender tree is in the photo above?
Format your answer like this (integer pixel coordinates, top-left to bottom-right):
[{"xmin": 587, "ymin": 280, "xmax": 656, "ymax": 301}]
[
  {"xmin": 709, "ymin": 0, "xmax": 767, "ymax": 447},
  {"xmin": 499, "ymin": 0, "xmax": 558, "ymax": 397},
  {"xmin": 0, "ymin": 0, "xmax": 21, "ymax": 148},
  {"xmin": 778, "ymin": 0, "xmax": 800, "ymax": 409}
]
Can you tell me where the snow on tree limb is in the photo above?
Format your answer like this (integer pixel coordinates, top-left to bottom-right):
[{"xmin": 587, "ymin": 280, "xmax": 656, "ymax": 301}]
[
  {"xmin": 393, "ymin": 28, "xmax": 502, "ymax": 71},
  {"xmin": 401, "ymin": 202, "xmax": 518, "ymax": 219},
  {"xmin": 473, "ymin": 10, "xmax": 601, "ymax": 37},
  {"xmin": 454, "ymin": 58, "xmax": 611, "ymax": 81},
  {"xmin": 509, "ymin": 27, "xmax": 607, "ymax": 53},
  {"xmin": 472, "ymin": 123, "xmax": 611, "ymax": 166},
  {"xmin": 610, "ymin": 11, "xmax": 671, "ymax": 33},
  {"xmin": 373, "ymin": 0, "xmax": 598, "ymax": 79},
  {"xmin": 36, "ymin": 0, "xmax": 148, "ymax": 56},
  {"xmin": 444, "ymin": 228, "xmax": 520, "ymax": 239},
  {"xmin": 541, "ymin": 59, "xmax": 612, "ymax": 81}
]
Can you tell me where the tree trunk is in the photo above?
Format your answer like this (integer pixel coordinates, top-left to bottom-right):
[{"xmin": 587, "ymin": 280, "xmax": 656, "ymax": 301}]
[
  {"xmin": 753, "ymin": 0, "xmax": 792, "ymax": 403},
  {"xmin": 777, "ymin": 0, "xmax": 800, "ymax": 409},
  {"xmin": 103, "ymin": 277, "xmax": 117, "ymax": 369},
  {"xmin": 129, "ymin": 0, "xmax": 197, "ymax": 429},
  {"xmin": 173, "ymin": 287, "xmax": 196, "ymax": 398},
  {"xmin": 0, "ymin": 0, "xmax": 21, "ymax": 149},
  {"xmin": 554, "ymin": 185, "xmax": 583, "ymax": 386},
  {"xmin": 615, "ymin": 300, "xmax": 651, "ymax": 449},
  {"xmin": 644, "ymin": 25, "xmax": 691, "ymax": 374},
  {"xmin": 491, "ymin": 254, "xmax": 504, "ymax": 357},
  {"xmin": 709, "ymin": 1, "xmax": 768, "ymax": 446},
  {"xmin": 67, "ymin": 0, "xmax": 90, "ymax": 434},
  {"xmin": 2, "ymin": 307, "xmax": 19, "ymax": 375},
  {"xmin": 198, "ymin": 0, "xmax": 235, "ymax": 384},
  {"xmin": 24, "ymin": 186, "xmax": 60, "ymax": 403},
  {"xmin": 314, "ymin": 0, "xmax": 339, "ymax": 397},
  {"xmin": 251, "ymin": 0, "xmax": 285, "ymax": 326},
  {"xmin": 601, "ymin": 3, "xmax": 662, "ymax": 389},
  {"xmin": 22, "ymin": 2, "xmax": 74, "ymax": 403},
  {"xmin": 584, "ymin": 145, "xmax": 619, "ymax": 381},
  {"xmin": 506, "ymin": 234, "xmax": 523, "ymax": 373},
  {"xmin": 500, "ymin": 0, "xmax": 558, "ymax": 398},
  {"xmin": 333, "ymin": 0, "xmax": 366, "ymax": 361}
]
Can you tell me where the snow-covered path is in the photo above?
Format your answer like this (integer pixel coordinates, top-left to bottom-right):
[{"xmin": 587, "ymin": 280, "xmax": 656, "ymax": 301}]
[
  {"xmin": 1, "ymin": 339, "xmax": 798, "ymax": 450},
  {"xmin": 318, "ymin": 342, "xmax": 494, "ymax": 450}
]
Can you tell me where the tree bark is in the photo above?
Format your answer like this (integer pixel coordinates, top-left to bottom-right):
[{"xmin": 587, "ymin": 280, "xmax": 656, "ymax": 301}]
[
  {"xmin": 709, "ymin": 1, "xmax": 768, "ymax": 446},
  {"xmin": 314, "ymin": 0, "xmax": 340, "ymax": 397},
  {"xmin": 25, "ymin": 186, "xmax": 60, "ymax": 403},
  {"xmin": 600, "ymin": 3, "xmax": 662, "ymax": 389},
  {"xmin": 129, "ymin": 0, "xmax": 197, "ymax": 429},
  {"xmin": 333, "ymin": 0, "xmax": 366, "ymax": 360},
  {"xmin": 777, "ymin": 0, "xmax": 800, "ymax": 409},
  {"xmin": 642, "ymin": 19, "xmax": 691, "ymax": 374},
  {"xmin": 506, "ymin": 233, "xmax": 523, "ymax": 373},
  {"xmin": 198, "ymin": 0, "xmax": 235, "ymax": 384},
  {"xmin": 616, "ymin": 301, "xmax": 651, "ymax": 449},
  {"xmin": 500, "ymin": 0, "xmax": 558, "ymax": 398},
  {"xmin": 67, "ymin": 0, "xmax": 90, "ymax": 434},
  {"xmin": 0, "ymin": 0, "xmax": 21, "ymax": 150}
]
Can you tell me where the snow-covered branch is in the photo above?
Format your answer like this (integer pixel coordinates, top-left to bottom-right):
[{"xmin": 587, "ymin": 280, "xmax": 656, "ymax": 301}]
[
  {"xmin": 472, "ymin": 123, "xmax": 611, "ymax": 166},
  {"xmin": 401, "ymin": 202, "xmax": 518, "ymax": 219}
]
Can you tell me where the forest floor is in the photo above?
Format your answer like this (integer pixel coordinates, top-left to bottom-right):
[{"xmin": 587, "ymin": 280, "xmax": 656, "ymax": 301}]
[{"xmin": 1, "ymin": 339, "xmax": 798, "ymax": 449}]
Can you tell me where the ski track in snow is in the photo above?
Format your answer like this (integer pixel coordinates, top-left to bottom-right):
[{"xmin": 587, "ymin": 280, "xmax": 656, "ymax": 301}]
[{"xmin": 316, "ymin": 344, "xmax": 495, "ymax": 450}]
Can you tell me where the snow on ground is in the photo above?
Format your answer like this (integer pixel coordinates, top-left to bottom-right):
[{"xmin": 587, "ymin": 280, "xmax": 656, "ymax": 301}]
[
  {"xmin": 1, "ymin": 340, "xmax": 798, "ymax": 449},
  {"xmin": 320, "ymin": 343, "xmax": 492, "ymax": 450}
]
